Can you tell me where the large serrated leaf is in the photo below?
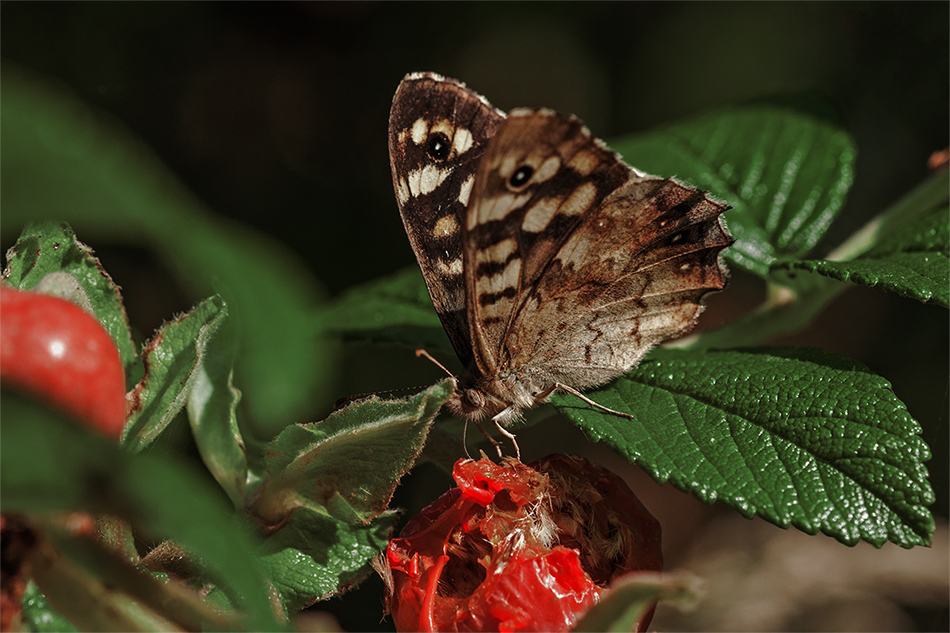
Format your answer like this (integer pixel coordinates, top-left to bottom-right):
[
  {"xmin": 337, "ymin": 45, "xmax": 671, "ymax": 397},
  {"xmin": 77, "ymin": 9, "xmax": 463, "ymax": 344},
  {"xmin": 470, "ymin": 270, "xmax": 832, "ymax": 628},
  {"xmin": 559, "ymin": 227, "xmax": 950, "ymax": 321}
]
[
  {"xmin": 551, "ymin": 347, "xmax": 934, "ymax": 548},
  {"xmin": 123, "ymin": 296, "xmax": 228, "ymax": 452},
  {"xmin": 258, "ymin": 508, "xmax": 398, "ymax": 614},
  {"xmin": 612, "ymin": 103, "xmax": 856, "ymax": 277},
  {"xmin": 2, "ymin": 221, "xmax": 137, "ymax": 378},
  {"xmin": 776, "ymin": 204, "xmax": 949, "ymax": 307},
  {"xmin": 0, "ymin": 391, "xmax": 279, "ymax": 631},
  {"xmin": 250, "ymin": 380, "xmax": 453, "ymax": 526}
]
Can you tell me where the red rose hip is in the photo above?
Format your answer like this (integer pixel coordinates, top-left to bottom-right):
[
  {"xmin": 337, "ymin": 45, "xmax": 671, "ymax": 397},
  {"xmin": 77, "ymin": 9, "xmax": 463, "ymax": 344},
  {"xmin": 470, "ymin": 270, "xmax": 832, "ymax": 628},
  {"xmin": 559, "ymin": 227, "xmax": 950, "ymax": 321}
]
[
  {"xmin": 1, "ymin": 286, "xmax": 126, "ymax": 440},
  {"xmin": 378, "ymin": 455, "xmax": 662, "ymax": 632}
]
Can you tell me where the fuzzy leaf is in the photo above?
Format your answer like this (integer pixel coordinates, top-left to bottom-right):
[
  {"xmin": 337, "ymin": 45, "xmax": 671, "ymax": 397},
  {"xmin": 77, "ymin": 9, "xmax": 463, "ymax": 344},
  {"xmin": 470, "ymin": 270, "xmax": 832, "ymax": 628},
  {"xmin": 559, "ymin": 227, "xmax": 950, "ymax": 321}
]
[
  {"xmin": 2, "ymin": 221, "xmax": 137, "ymax": 379},
  {"xmin": 551, "ymin": 347, "xmax": 934, "ymax": 548},
  {"xmin": 250, "ymin": 380, "xmax": 453, "ymax": 526},
  {"xmin": 186, "ymin": 333, "xmax": 248, "ymax": 508},
  {"xmin": 122, "ymin": 296, "xmax": 229, "ymax": 452},
  {"xmin": 258, "ymin": 508, "xmax": 398, "ymax": 614}
]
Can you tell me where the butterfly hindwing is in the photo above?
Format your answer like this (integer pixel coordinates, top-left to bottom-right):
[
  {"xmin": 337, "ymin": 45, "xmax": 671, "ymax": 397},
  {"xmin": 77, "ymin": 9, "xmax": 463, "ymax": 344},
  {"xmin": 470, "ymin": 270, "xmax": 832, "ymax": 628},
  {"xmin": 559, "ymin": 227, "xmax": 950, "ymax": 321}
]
[
  {"xmin": 465, "ymin": 108, "xmax": 732, "ymax": 397},
  {"xmin": 464, "ymin": 109, "xmax": 631, "ymax": 374},
  {"xmin": 388, "ymin": 73, "xmax": 504, "ymax": 368}
]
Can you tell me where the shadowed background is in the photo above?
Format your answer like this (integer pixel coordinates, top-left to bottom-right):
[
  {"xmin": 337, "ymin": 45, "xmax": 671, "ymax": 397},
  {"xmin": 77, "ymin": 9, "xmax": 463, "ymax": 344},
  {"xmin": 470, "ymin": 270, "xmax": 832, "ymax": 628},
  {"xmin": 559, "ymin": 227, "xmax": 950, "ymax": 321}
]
[{"xmin": 2, "ymin": 2, "xmax": 947, "ymax": 631}]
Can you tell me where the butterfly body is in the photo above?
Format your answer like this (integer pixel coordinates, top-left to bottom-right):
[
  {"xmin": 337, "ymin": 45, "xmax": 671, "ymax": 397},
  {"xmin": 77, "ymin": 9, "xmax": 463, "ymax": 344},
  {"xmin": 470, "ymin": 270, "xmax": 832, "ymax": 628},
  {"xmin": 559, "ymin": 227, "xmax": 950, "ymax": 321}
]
[{"xmin": 389, "ymin": 73, "xmax": 732, "ymax": 428}]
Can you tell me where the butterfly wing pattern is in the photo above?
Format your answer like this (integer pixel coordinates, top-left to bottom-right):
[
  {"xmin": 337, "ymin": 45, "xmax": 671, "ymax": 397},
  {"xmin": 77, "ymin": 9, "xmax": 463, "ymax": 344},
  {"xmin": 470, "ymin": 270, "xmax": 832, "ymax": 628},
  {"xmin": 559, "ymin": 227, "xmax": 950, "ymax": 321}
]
[
  {"xmin": 389, "ymin": 73, "xmax": 504, "ymax": 369},
  {"xmin": 389, "ymin": 73, "xmax": 732, "ymax": 432}
]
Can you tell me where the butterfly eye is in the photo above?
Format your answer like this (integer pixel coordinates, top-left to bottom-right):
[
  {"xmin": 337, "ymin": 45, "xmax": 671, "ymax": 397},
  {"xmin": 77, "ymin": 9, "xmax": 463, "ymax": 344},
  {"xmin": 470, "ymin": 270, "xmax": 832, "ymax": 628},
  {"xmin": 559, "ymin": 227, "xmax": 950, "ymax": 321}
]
[
  {"xmin": 426, "ymin": 133, "xmax": 451, "ymax": 161},
  {"xmin": 508, "ymin": 165, "xmax": 534, "ymax": 189}
]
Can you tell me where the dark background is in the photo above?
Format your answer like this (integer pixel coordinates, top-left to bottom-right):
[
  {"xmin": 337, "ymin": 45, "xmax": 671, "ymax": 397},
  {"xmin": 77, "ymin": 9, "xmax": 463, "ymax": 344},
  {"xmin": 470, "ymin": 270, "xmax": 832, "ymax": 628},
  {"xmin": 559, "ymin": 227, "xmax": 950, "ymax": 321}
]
[{"xmin": 2, "ymin": 2, "xmax": 947, "ymax": 631}]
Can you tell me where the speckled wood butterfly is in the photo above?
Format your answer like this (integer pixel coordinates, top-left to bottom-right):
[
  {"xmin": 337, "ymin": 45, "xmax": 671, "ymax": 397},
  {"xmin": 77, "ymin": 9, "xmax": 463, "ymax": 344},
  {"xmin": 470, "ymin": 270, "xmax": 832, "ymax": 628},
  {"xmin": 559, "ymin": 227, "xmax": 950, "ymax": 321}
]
[{"xmin": 388, "ymin": 72, "xmax": 731, "ymax": 454}]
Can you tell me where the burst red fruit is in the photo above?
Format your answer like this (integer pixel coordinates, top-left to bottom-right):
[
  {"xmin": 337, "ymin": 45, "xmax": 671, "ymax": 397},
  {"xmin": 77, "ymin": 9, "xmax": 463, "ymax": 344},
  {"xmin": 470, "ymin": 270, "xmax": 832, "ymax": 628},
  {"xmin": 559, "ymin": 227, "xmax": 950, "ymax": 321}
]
[
  {"xmin": 379, "ymin": 454, "xmax": 662, "ymax": 632},
  {"xmin": 1, "ymin": 286, "xmax": 126, "ymax": 441}
]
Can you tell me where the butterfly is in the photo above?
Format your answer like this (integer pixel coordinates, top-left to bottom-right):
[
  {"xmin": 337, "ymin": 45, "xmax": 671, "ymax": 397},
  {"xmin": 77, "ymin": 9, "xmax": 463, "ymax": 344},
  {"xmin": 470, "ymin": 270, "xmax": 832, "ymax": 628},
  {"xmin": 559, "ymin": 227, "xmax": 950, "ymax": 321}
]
[{"xmin": 388, "ymin": 72, "xmax": 732, "ymax": 456}]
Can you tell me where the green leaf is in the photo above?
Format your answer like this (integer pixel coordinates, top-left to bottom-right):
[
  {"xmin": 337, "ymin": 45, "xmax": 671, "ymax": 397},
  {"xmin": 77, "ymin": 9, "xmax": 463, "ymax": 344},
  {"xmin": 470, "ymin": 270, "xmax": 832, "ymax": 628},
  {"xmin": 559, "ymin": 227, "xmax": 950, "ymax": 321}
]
[
  {"xmin": 775, "ymin": 204, "xmax": 949, "ymax": 307},
  {"xmin": 30, "ymin": 526, "xmax": 242, "ymax": 632},
  {"xmin": 122, "ymin": 296, "xmax": 229, "ymax": 452},
  {"xmin": 0, "ymin": 391, "xmax": 280, "ymax": 631},
  {"xmin": 258, "ymin": 507, "xmax": 398, "ymax": 614},
  {"xmin": 317, "ymin": 266, "xmax": 450, "ymax": 350},
  {"xmin": 551, "ymin": 347, "xmax": 934, "ymax": 548},
  {"xmin": 612, "ymin": 104, "xmax": 857, "ymax": 277},
  {"xmin": 0, "ymin": 64, "xmax": 329, "ymax": 437},
  {"xmin": 573, "ymin": 573, "xmax": 697, "ymax": 633},
  {"xmin": 2, "ymin": 221, "xmax": 137, "ymax": 379},
  {"xmin": 250, "ymin": 380, "xmax": 453, "ymax": 526},
  {"xmin": 21, "ymin": 581, "xmax": 79, "ymax": 633},
  {"xmin": 186, "ymin": 332, "xmax": 248, "ymax": 508}
]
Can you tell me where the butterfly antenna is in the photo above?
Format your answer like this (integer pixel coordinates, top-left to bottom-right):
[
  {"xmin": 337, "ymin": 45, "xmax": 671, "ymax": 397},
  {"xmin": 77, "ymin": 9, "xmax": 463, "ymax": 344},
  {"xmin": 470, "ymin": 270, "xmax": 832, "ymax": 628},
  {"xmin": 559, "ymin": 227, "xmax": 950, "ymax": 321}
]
[{"xmin": 415, "ymin": 348, "xmax": 456, "ymax": 378}]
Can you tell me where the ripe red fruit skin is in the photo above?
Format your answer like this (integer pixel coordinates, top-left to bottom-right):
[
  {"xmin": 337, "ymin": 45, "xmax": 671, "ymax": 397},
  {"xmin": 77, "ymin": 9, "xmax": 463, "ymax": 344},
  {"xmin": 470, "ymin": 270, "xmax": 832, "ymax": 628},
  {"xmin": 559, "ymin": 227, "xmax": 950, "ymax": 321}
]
[
  {"xmin": 380, "ymin": 455, "xmax": 662, "ymax": 633},
  {"xmin": 1, "ymin": 286, "xmax": 126, "ymax": 441}
]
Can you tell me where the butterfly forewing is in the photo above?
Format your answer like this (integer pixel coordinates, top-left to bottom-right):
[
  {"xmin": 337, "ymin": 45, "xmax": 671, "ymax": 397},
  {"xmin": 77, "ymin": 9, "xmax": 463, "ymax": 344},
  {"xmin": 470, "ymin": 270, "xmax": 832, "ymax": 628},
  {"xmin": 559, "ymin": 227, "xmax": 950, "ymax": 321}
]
[{"xmin": 388, "ymin": 73, "xmax": 504, "ymax": 368}]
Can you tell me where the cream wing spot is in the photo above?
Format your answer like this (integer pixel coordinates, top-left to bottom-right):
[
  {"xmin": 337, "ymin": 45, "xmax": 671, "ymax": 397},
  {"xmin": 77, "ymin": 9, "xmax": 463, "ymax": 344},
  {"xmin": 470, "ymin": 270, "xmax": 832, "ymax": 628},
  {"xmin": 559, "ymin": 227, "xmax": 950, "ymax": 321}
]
[
  {"xmin": 471, "ymin": 191, "xmax": 533, "ymax": 227},
  {"xmin": 485, "ymin": 257, "xmax": 521, "ymax": 287},
  {"xmin": 522, "ymin": 196, "xmax": 563, "ymax": 233},
  {"xmin": 411, "ymin": 118, "xmax": 428, "ymax": 145},
  {"xmin": 483, "ymin": 237, "xmax": 518, "ymax": 264},
  {"xmin": 438, "ymin": 257, "xmax": 463, "ymax": 276},
  {"xmin": 396, "ymin": 178, "xmax": 411, "ymax": 205},
  {"xmin": 407, "ymin": 164, "xmax": 455, "ymax": 197},
  {"xmin": 533, "ymin": 155, "xmax": 561, "ymax": 183},
  {"xmin": 453, "ymin": 128, "xmax": 474, "ymax": 155},
  {"xmin": 561, "ymin": 181, "xmax": 599, "ymax": 216},
  {"xmin": 433, "ymin": 215, "xmax": 459, "ymax": 238},
  {"xmin": 568, "ymin": 149, "xmax": 601, "ymax": 176}
]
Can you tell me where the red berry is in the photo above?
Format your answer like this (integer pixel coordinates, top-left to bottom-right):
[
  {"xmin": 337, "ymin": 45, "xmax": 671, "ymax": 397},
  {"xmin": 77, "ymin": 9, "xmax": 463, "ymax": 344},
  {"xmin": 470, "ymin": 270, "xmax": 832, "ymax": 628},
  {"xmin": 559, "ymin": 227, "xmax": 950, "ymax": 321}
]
[
  {"xmin": 378, "ymin": 455, "xmax": 662, "ymax": 632},
  {"xmin": 1, "ymin": 286, "xmax": 126, "ymax": 441}
]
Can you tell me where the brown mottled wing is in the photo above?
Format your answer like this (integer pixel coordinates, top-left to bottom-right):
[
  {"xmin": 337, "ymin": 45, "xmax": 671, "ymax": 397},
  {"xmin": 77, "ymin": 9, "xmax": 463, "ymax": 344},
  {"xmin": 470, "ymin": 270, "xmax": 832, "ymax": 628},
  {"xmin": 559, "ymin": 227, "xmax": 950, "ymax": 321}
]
[
  {"xmin": 465, "ymin": 109, "xmax": 731, "ymax": 388},
  {"xmin": 388, "ymin": 73, "xmax": 504, "ymax": 367}
]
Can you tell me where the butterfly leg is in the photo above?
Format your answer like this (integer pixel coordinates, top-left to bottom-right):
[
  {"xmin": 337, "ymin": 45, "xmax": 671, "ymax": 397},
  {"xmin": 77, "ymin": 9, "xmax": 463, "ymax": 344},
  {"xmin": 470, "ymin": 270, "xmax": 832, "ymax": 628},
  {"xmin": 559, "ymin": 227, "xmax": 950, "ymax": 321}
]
[
  {"xmin": 553, "ymin": 382, "xmax": 634, "ymax": 420},
  {"xmin": 489, "ymin": 414, "xmax": 521, "ymax": 461},
  {"xmin": 471, "ymin": 419, "xmax": 508, "ymax": 459}
]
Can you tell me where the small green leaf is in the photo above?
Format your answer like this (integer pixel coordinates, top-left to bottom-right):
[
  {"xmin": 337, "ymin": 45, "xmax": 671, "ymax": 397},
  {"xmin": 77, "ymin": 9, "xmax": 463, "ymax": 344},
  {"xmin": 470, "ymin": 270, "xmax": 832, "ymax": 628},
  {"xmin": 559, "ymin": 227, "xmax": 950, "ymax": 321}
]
[
  {"xmin": 258, "ymin": 507, "xmax": 398, "ymax": 614},
  {"xmin": 250, "ymin": 380, "xmax": 453, "ymax": 526},
  {"xmin": 551, "ymin": 347, "xmax": 934, "ymax": 548},
  {"xmin": 317, "ymin": 266, "xmax": 450, "ymax": 350},
  {"xmin": 0, "ymin": 391, "xmax": 279, "ymax": 631},
  {"xmin": 612, "ymin": 104, "xmax": 856, "ymax": 277},
  {"xmin": 21, "ymin": 581, "xmax": 79, "ymax": 633},
  {"xmin": 187, "ymin": 333, "xmax": 248, "ymax": 508},
  {"xmin": 32, "ymin": 527, "xmax": 242, "ymax": 632},
  {"xmin": 123, "ymin": 296, "xmax": 228, "ymax": 452},
  {"xmin": 573, "ymin": 573, "xmax": 696, "ymax": 633},
  {"xmin": 775, "ymin": 204, "xmax": 949, "ymax": 307},
  {"xmin": 2, "ymin": 221, "xmax": 137, "ymax": 379}
]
